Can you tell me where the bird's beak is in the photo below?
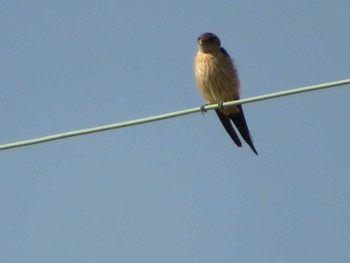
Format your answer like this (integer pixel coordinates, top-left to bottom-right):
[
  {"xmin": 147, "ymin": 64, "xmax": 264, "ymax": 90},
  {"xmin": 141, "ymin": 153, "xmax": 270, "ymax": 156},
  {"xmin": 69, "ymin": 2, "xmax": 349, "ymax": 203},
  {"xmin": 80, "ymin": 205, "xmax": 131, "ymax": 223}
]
[{"xmin": 198, "ymin": 38, "xmax": 206, "ymax": 45}]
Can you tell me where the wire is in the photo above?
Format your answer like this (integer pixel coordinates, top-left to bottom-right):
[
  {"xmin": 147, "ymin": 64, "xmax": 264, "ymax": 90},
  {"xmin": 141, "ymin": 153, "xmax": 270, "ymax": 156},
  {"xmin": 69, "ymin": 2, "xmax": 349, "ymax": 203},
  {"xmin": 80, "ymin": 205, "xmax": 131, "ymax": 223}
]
[{"xmin": 1, "ymin": 78, "xmax": 349, "ymax": 151}]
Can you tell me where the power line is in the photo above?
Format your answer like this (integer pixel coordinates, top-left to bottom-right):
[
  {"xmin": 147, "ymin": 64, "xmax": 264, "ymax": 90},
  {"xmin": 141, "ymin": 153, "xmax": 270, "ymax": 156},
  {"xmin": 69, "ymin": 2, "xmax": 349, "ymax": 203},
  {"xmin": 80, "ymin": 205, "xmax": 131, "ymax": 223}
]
[{"xmin": 1, "ymin": 78, "xmax": 349, "ymax": 151}]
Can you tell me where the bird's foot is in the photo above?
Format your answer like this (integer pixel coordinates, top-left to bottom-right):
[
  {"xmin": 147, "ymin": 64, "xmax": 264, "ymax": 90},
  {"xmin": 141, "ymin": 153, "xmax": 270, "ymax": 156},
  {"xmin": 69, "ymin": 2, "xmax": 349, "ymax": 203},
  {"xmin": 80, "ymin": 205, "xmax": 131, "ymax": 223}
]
[
  {"xmin": 218, "ymin": 101, "xmax": 225, "ymax": 109},
  {"xmin": 200, "ymin": 104, "xmax": 208, "ymax": 114}
]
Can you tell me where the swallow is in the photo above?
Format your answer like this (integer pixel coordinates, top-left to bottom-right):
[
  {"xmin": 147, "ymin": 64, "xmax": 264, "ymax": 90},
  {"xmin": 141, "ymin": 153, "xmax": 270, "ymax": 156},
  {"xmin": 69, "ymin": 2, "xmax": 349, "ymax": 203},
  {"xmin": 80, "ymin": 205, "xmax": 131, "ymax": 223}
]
[{"xmin": 194, "ymin": 32, "xmax": 258, "ymax": 155}]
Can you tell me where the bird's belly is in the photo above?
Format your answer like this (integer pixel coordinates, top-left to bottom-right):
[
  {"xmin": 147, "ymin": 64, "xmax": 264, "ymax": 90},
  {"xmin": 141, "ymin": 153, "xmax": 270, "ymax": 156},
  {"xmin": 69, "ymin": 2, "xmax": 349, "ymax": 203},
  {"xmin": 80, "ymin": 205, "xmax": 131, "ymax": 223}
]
[{"xmin": 195, "ymin": 58, "xmax": 238, "ymax": 102}]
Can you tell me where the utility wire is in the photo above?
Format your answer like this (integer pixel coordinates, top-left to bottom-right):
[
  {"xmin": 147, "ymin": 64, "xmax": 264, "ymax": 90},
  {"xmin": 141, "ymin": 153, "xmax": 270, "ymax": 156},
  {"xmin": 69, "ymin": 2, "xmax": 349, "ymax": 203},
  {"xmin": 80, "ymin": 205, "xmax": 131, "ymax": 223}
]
[{"xmin": 1, "ymin": 78, "xmax": 349, "ymax": 151}]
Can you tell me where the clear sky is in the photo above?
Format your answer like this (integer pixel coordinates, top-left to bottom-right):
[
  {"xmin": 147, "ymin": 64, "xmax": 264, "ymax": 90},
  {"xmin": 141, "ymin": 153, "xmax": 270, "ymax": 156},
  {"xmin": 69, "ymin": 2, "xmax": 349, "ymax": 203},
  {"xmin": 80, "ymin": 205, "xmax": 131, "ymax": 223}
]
[{"xmin": 1, "ymin": 1, "xmax": 350, "ymax": 262}]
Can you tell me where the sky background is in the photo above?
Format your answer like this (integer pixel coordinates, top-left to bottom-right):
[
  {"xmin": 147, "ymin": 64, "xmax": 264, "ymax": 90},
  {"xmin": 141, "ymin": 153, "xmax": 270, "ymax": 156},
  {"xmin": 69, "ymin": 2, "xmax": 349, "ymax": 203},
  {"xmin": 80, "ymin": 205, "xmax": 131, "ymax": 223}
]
[{"xmin": 1, "ymin": 1, "xmax": 350, "ymax": 262}]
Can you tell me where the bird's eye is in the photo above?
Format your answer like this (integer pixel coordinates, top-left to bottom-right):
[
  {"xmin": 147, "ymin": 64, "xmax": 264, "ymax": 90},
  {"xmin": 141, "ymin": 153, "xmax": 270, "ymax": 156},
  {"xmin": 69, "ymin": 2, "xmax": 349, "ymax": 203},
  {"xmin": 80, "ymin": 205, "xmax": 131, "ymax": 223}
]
[
  {"xmin": 198, "ymin": 33, "xmax": 219, "ymax": 44},
  {"xmin": 207, "ymin": 34, "xmax": 217, "ymax": 42}
]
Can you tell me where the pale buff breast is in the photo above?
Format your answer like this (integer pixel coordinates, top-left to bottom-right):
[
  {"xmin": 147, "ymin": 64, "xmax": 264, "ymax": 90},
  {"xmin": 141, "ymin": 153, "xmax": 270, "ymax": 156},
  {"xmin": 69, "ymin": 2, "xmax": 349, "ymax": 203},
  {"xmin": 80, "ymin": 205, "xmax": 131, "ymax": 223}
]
[{"xmin": 194, "ymin": 52, "xmax": 240, "ymax": 115}]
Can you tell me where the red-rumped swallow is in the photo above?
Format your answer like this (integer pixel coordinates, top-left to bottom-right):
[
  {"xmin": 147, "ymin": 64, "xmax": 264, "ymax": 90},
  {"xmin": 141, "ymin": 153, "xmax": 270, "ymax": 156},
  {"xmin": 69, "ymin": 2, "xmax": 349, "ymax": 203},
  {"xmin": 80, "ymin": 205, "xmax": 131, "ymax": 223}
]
[{"xmin": 194, "ymin": 32, "xmax": 258, "ymax": 155}]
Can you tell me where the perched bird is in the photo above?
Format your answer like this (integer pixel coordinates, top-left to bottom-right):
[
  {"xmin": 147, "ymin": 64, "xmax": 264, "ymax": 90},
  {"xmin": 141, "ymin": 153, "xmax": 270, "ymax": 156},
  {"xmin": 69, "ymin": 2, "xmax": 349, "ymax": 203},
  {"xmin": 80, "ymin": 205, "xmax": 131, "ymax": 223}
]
[{"xmin": 194, "ymin": 32, "xmax": 258, "ymax": 155}]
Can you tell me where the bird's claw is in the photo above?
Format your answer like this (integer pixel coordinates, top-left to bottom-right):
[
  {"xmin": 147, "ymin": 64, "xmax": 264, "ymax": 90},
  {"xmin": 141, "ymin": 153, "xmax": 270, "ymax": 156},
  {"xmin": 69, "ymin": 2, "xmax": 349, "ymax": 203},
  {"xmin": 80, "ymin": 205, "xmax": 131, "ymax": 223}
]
[
  {"xmin": 218, "ymin": 101, "xmax": 225, "ymax": 109},
  {"xmin": 200, "ymin": 104, "xmax": 207, "ymax": 114}
]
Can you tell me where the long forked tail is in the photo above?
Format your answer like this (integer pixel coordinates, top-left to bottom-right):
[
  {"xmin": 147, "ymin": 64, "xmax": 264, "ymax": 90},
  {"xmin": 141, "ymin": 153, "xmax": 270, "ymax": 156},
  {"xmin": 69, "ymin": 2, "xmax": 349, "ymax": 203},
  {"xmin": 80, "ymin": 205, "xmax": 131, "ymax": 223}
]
[
  {"xmin": 229, "ymin": 105, "xmax": 258, "ymax": 155},
  {"xmin": 215, "ymin": 109, "xmax": 242, "ymax": 147}
]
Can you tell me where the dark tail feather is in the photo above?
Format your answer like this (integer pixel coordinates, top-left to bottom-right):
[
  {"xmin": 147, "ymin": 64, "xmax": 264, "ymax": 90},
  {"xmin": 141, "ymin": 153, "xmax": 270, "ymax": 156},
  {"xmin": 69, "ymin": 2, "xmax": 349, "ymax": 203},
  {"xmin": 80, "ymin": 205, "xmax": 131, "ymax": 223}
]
[
  {"xmin": 229, "ymin": 105, "xmax": 258, "ymax": 155},
  {"xmin": 215, "ymin": 109, "xmax": 242, "ymax": 147}
]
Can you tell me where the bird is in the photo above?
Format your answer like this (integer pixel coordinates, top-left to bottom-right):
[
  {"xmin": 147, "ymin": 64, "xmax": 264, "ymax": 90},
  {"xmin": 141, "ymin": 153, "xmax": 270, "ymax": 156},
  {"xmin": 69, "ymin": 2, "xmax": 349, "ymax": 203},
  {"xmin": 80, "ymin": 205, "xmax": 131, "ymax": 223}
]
[{"xmin": 194, "ymin": 32, "xmax": 258, "ymax": 155}]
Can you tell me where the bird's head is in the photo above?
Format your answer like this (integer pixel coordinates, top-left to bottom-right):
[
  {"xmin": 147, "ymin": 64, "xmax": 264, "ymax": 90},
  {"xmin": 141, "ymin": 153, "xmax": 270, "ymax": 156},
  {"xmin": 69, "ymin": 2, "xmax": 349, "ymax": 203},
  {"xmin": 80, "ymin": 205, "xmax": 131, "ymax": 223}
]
[{"xmin": 197, "ymin": 32, "xmax": 221, "ymax": 53}]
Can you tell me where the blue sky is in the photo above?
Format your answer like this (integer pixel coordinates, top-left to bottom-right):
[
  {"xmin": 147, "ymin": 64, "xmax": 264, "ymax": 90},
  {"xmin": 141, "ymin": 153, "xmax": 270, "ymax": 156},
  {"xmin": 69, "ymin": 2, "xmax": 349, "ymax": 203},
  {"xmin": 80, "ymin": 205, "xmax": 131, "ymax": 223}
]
[{"xmin": 1, "ymin": 1, "xmax": 350, "ymax": 262}]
